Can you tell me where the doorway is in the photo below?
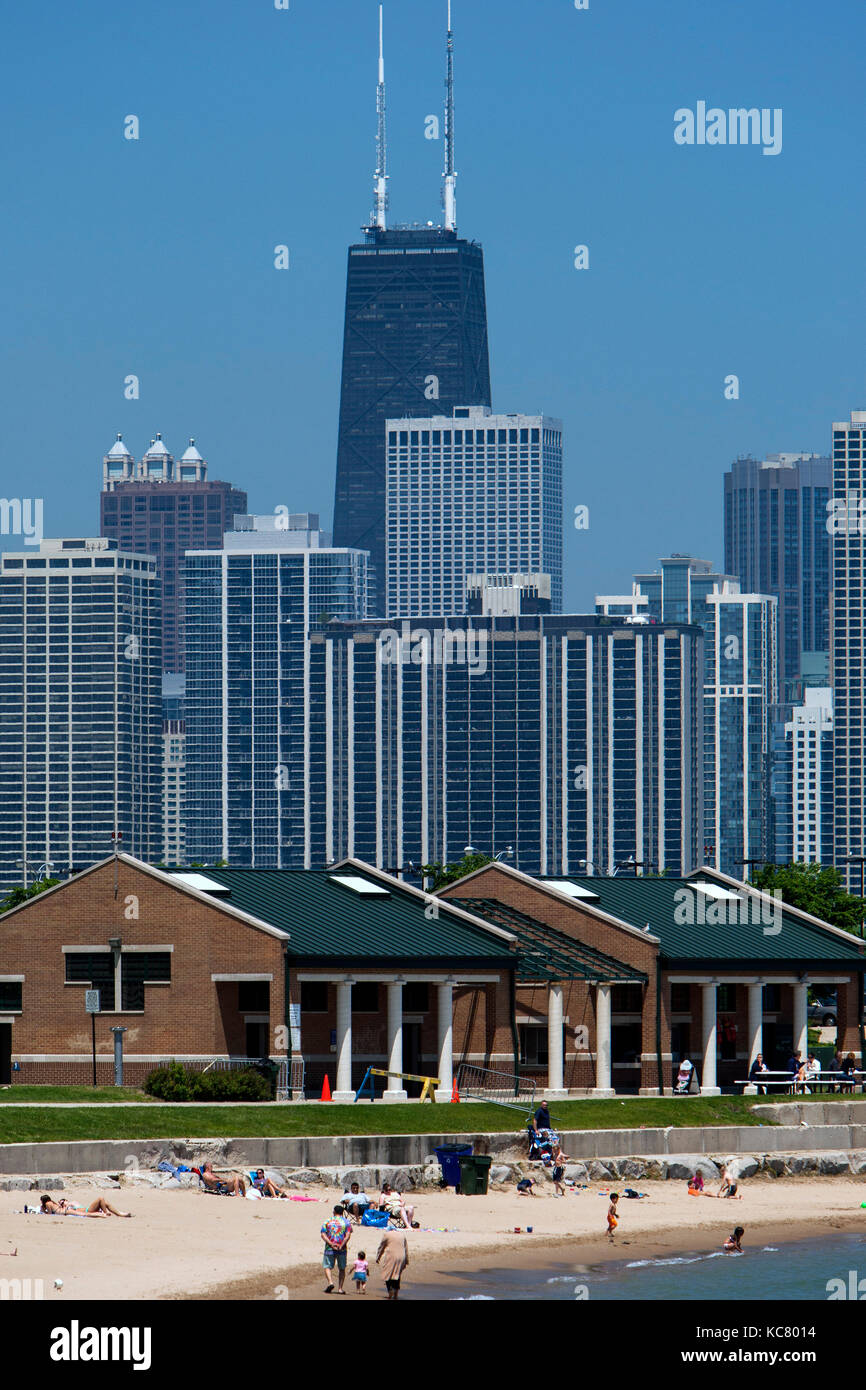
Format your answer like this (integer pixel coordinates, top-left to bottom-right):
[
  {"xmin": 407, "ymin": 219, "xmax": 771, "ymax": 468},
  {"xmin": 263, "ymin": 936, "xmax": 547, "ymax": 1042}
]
[
  {"xmin": 403, "ymin": 1022, "xmax": 422, "ymax": 1096},
  {"xmin": 0, "ymin": 1025, "xmax": 11, "ymax": 1086}
]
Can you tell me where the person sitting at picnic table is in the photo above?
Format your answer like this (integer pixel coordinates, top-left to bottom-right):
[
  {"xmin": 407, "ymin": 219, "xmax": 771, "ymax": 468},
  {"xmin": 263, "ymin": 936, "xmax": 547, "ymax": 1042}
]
[
  {"xmin": 197, "ymin": 1161, "xmax": 246, "ymax": 1197},
  {"xmin": 841, "ymin": 1052, "xmax": 859, "ymax": 1087},
  {"xmin": 341, "ymin": 1181, "xmax": 371, "ymax": 1221},
  {"xmin": 805, "ymin": 1054, "xmax": 821, "ymax": 1082},
  {"xmin": 378, "ymin": 1182, "xmax": 417, "ymax": 1229},
  {"xmin": 787, "ymin": 1050, "xmax": 802, "ymax": 1078},
  {"xmin": 748, "ymin": 1053, "xmax": 769, "ymax": 1095}
]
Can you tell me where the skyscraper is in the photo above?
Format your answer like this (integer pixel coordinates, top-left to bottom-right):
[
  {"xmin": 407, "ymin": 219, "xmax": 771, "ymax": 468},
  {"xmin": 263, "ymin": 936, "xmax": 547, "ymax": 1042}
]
[
  {"xmin": 100, "ymin": 434, "xmax": 247, "ymax": 674},
  {"xmin": 385, "ymin": 407, "xmax": 562, "ymax": 617},
  {"xmin": 304, "ymin": 613, "xmax": 704, "ymax": 877},
  {"xmin": 0, "ymin": 538, "xmax": 162, "ymax": 887},
  {"xmin": 831, "ymin": 409, "xmax": 866, "ymax": 886},
  {"xmin": 332, "ymin": 8, "xmax": 491, "ymax": 608},
  {"xmin": 632, "ymin": 556, "xmax": 777, "ymax": 875},
  {"xmin": 183, "ymin": 515, "xmax": 367, "ymax": 867},
  {"xmin": 724, "ymin": 453, "xmax": 830, "ymax": 700},
  {"xmin": 769, "ymin": 688, "xmax": 834, "ymax": 868}
]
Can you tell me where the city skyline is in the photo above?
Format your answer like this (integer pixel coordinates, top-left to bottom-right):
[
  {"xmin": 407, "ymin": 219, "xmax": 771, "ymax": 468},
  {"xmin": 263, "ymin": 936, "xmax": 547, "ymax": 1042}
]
[{"xmin": 3, "ymin": 0, "xmax": 864, "ymax": 610}]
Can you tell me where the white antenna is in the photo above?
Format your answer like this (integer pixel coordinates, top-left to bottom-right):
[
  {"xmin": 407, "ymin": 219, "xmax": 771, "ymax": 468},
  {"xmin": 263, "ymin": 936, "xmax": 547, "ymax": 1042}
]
[
  {"xmin": 373, "ymin": 5, "xmax": 388, "ymax": 231},
  {"xmin": 443, "ymin": 0, "xmax": 457, "ymax": 231}
]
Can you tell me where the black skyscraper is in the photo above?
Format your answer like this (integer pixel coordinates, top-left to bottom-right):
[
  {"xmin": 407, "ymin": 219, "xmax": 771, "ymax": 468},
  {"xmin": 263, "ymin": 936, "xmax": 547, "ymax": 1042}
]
[{"xmin": 332, "ymin": 224, "xmax": 491, "ymax": 609}]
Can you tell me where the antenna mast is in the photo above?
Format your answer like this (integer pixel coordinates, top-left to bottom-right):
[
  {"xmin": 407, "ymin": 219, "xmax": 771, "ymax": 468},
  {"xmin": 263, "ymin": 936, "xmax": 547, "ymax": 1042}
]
[
  {"xmin": 373, "ymin": 5, "xmax": 388, "ymax": 231},
  {"xmin": 443, "ymin": 0, "xmax": 457, "ymax": 231}
]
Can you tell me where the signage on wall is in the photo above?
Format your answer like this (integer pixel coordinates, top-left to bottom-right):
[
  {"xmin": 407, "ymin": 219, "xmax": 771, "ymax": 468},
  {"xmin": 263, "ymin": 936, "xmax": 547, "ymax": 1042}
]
[{"xmin": 85, "ymin": 990, "xmax": 101, "ymax": 1014}]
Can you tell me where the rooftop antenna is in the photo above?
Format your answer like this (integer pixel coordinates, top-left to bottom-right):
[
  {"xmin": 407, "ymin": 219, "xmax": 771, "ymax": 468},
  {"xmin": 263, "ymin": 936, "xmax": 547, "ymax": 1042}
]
[
  {"xmin": 373, "ymin": 5, "xmax": 388, "ymax": 230},
  {"xmin": 443, "ymin": 0, "xmax": 457, "ymax": 231}
]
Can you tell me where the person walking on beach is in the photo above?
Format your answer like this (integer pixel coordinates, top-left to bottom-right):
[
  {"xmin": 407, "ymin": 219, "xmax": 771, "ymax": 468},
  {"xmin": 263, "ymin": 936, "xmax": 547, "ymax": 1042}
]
[
  {"xmin": 606, "ymin": 1192, "xmax": 619, "ymax": 1240},
  {"xmin": 723, "ymin": 1226, "xmax": 744, "ymax": 1252},
  {"xmin": 376, "ymin": 1227, "xmax": 409, "ymax": 1300},
  {"xmin": 351, "ymin": 1250, "xmax": 369, "ymax": 1294},
  {"xmin": 321, "ymin": 1204, "xmax": 353, "ymax": 1294}
]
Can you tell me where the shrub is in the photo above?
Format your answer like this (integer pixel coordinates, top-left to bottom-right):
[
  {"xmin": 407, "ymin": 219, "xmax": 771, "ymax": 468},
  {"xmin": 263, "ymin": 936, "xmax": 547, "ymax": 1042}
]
[{"xmin": 143, "ymin": 1062, "xmax": 271, "ymax": 1103}]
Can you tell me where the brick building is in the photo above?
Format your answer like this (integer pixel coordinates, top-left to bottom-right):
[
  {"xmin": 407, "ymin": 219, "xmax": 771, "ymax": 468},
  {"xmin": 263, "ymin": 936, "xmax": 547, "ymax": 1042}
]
[
  {"xmin": 0, "ymin": 855, "xmax": 516, "ymax": 1094},
  {"xmin": 439, "ymin": 862, "xmax": 866, "ymax": 1095}
]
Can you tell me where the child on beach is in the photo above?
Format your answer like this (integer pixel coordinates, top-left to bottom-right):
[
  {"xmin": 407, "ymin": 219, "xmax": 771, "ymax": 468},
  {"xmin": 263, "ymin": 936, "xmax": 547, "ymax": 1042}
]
[
  {"xmin": 723, "ymin": 1226, "xmax": 744, "ymax": 1253},
  {"xmin": 352, "ymin": 1251, "xmax": 369, "ymax": 1293},
  {"xmin": 552, "ymin": 1163, "xmax": 566, "ymax": 1197},
  {"xmin": 606, "ymin": 1192, "xmax": 619, "ymax": 1240},
  {"xmin": 516, "ymin": 1177, "xmax": 536, "ymax": 1196}
]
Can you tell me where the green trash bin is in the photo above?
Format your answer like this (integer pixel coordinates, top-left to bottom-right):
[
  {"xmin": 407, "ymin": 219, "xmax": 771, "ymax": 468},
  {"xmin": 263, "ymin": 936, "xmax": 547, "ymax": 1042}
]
[
  {"xmin": 457, "ymin": 1154, "xmax": 479, "ymax": 1195},
  {"xmin": 473, "ymin": 1154, "xmax": 492, "ymax": 1195}
]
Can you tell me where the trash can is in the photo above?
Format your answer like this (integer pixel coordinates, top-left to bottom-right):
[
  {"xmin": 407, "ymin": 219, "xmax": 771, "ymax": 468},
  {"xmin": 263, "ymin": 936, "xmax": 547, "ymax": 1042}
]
[
  {"xmin": 473, "ymin": 1154, "xmax": 492, "ymax": 1195},
  {"xmin": 457, "ymin": 1154, "xmax": 479, "ymax": 1195},
  {"xmin": 435, "ymin": 1144, "xmax": 472, "ymax": 1188}
]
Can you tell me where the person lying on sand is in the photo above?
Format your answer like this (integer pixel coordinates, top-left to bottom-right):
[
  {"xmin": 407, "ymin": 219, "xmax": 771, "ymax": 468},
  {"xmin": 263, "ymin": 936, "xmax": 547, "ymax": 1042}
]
[
  {"xmin": 40, "ymin": 1195, "xmax": 131, "ymax": 1218},
  {"xmin": 196, "ymin": 1162, "xmax": 246, "ymax": 1197},
  {"xmin": 723, "ymin": 1226, "xmax": 744, "ymax": 1252}
]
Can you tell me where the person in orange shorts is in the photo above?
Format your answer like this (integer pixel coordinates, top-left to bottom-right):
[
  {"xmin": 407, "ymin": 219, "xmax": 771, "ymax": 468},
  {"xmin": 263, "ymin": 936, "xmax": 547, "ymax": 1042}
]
[{"xmin": 606, "ymin": 1192, "xmax": 619, "ymax": 1240}]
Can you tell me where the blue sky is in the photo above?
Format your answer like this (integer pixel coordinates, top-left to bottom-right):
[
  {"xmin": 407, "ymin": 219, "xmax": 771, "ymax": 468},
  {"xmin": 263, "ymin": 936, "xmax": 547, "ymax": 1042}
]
[{"xmin": 2, "ymin": 0, "xmax": 864, "ymax": 608}]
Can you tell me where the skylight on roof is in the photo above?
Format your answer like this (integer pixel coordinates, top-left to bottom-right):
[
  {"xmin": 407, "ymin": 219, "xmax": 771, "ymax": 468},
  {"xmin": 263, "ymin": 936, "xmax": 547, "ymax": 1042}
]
[
  {"xmin": 541, "ymin": 880, "xmax": 600, "ymax": 901},
  {"xmin": 691, "ymin": 882, "xmax": 742, "ymax": 902},
  {"xmin": 172, "ymin": 872, "xmax": 232, "ymax": 895},
  {"xmin": 329, "ymin": 875, "xmax": 391, "ymax": 897}
]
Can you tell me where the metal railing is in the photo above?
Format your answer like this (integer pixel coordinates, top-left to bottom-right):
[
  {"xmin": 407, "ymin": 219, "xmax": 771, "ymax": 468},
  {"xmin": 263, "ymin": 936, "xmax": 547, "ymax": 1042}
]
[
  {"xmin": 276, "ymin": 1057, "xmax": 305, "ymax": 1101},
  {"xmin": 456, "ymin": 1062, "xmax": 536, "ymax": 1114}
]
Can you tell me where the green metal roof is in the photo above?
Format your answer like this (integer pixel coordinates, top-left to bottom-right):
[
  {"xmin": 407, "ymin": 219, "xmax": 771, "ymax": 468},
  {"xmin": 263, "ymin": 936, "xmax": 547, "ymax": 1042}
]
[
  {"xmin": 175, "ymin": 866, "xmax": 515, "ymax": 965},
  {"xmin": 451, "ymin": 897, "xmax": 647, "ymax": 984},
  {"xmin": 543, "ymin": 873, "xmax": 866, "ymax": 968}
]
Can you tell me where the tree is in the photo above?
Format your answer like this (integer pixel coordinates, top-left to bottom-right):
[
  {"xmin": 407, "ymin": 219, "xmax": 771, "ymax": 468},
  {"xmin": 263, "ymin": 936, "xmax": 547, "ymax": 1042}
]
[
  {"xmin": 752, "ymin": 862, "xmax": 866, "ymax": 936},
  {"xmin": 415, "ymin": 853, "xmax": 493, "ymax": 890},
  {"xmin": 0, "ymin": 877, "xmax": 60, "ymax": 915}
]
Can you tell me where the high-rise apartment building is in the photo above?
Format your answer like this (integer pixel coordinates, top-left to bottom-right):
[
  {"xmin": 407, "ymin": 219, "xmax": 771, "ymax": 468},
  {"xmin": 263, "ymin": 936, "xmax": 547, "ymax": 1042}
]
[
  {"xmin": 100, "ymin": 434, "xmax": 247, "ymax": 673},
  {"xmin": 183, "ymin": 516, "xmax": 367, "ymax": 867},
  {"xmin": 769, "ymin": 688, "xmax": 834, "ymax": 868},
  {"xmin": 724, "ymin": 453, "xmax": 830, "ymax": 699},
  {"xmin": 0, "ymin": 538, "xmax": 162, "ymax": 887},
  {"xmin": 384, "ymin": 407, "xmax": 562, "ymax": 617},
  {"xmin": 303, "ymin": 614, "xmax": 704, "ymax": 877},
  {"xmin": 831, "ymin": 410, "xmax": 866, "ymax": 885}
]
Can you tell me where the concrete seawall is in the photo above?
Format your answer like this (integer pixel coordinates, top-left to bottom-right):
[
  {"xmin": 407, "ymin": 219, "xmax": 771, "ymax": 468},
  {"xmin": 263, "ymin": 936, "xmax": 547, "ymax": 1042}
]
[{"xmin": 6, "ymin": 1117, "xmax": 866, "ymax": 1175}]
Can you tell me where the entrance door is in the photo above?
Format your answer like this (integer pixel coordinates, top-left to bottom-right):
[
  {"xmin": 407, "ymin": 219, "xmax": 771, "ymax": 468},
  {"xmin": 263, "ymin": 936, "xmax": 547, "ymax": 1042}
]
[
  {"xmin": 0, "ymin": 1025, "xmax": 11, "ymax": 1086},
  {"xmin": 403, "ymin": 1023, "xmax": 422, "ymax": 1097},
  {"xmin": 245, "ymin": 1021, "xmax": 268, "ymax": 1058}
]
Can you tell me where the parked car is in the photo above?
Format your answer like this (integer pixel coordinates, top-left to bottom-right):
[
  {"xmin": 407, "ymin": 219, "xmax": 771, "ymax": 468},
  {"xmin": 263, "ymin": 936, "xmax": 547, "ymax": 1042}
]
[{"xmin": 807, "ymin": 996, "xmax": 837, "ymax": 1025}]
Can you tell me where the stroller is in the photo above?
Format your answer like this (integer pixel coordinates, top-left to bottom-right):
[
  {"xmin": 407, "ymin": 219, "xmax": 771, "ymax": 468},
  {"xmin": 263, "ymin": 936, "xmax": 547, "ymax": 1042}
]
[
  {"xmin": 527, "ymin": 1124, "xmax": 560, "ymax": 1162},
  {"xmin": 674, "ymin": 1059, "xmax": 699, "ymax": 1095}
]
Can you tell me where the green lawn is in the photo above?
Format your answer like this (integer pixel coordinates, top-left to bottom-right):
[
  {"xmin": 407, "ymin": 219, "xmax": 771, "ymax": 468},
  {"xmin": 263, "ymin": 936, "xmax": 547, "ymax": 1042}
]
[
  {"xmin": 0, "ymin": 1086, "xmax": 155, "ymax": 1105},
  {"xmin": 0, "ymin": 1092, "xmax": 855, "ymax": 1145}
]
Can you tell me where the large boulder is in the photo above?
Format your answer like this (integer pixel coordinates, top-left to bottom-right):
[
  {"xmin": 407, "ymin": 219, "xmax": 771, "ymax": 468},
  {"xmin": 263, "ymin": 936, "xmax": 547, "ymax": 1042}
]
[
  {"xmin": 563, "ymin": 1163, "xmax": 589, "ymax": 1183},
  {"xmin": 718, "ymin": 1157, "xmax": 759, "ymax": 1182},
  {"xmin": 849, "ymin": 1153, "xmax": 866, "ymax": 1176},
  {"xmin": 664, "ymin": 1157, "xmax": 720, "ymax": 1183},
  {"xmin": 0, "ymin": 1179, "xmax": 30, "ymax": 1192},
  {"xmin": 284, "ymin": 1168, "xmax": 323, "ymax": 1185},
  {"xmin": 489, "ymin": 1164, "xmax": 515, "ymax": 1185},
  {"xmin": 587, "ymin": 1161, "xmax": 615, "ymax": 1182},
  {"xmin": 817, "ymin": 1153, "xmax": 851, "ymax": 1176},
  {"xmin": 787, "ymin": 1153, "xmax": 819, "ymax": 1175},
  {"xmin": 614, "ymin": 1158, "xmax": 647, "ymax": 1180},
  {"xmin": 762, "ymin": 1155, "xmax": 788, "ymax": 1177}
]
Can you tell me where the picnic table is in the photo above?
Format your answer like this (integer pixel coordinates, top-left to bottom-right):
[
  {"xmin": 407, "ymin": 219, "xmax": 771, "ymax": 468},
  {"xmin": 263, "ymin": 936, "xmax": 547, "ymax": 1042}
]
[{"xmin": 737, "ymin": 1069, "xmax": 864, "ymax": 1094}]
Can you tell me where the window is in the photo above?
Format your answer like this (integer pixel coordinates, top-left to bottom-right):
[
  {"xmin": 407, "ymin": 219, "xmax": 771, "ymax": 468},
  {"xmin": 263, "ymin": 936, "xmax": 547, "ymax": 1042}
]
[
  {"xmin": 238, "ymin": 981, "xmax": 269, "ymax": 1012},
  {"xmin": 763, "ymin": 984, "xmax": 781, "ymax": 1012},
  {"xmin": 0, "ymin": 982, "xmax": 22, "ymax": 1012},
  {"xmin": 403, "ymin": 982, "xmax": 429, "ymax": 1012},
  {"xmin": 64, "ymin": 951, "xmax": 169, "ymax": 1012},
  {"xmin": 611, "ymin": 984, "xmax": 643, "ymax": 1013},
  {"xmin": 301, "ymin": 982, "xmax": 328, "ymax": 1012},
  {"xmin": 519, "ymin": 1024, "xmax": 548, "ymax": 1066},
  {"xmin": 670, "ymin": 983, "xmax": 690, "ymax": 1013},
  {"xmin": 717, "ymin": 983, "xmax": 737, "ymax": 1012},
  {"xmin": 352, "ymin": 983, "xmax": 379, "ymax": 1013}
]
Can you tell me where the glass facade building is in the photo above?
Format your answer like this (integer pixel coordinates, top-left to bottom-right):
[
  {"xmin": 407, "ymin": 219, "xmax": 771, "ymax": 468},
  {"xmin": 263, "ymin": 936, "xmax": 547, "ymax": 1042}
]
[
  {"xmin": 724, "ymin": 453, "xmax": 830, "ymax": 701},
  {"xmin": 385, "ymin": 407, "xmax": 563, "ymax": 617},
  {"xmin": 304, "ymin": 614, "xmax": 704, "ymax": 877},
  {"xmin": 333, "ymin": 227, "xmax": 492, "ymax": 610},
  {"xmin": 100, "ymin": 435, "xmax": 247, "ymax": 674},
  {"xmin": 183, "ymin": 517, "xmax": 367, "ymax": 866},
  {"xmin": 633, "ymin": 557, "xmax": 777, "ymax": 875},
  {"xmin": 0, "ymin": 538, "xmax": 162, "ymax": 888}
]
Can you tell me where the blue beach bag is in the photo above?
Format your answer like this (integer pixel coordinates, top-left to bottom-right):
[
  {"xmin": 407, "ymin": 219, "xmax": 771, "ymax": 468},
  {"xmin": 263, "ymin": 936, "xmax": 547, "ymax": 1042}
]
[{"xmin": 361, "ymin": 1208, "xmax": 390, "ymax": 1228}]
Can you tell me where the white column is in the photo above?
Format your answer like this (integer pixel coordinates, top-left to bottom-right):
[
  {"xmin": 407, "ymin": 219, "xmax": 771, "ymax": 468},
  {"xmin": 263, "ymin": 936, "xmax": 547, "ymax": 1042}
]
[
  {"xmin": 382, "ymin": 981, "xmax": 408, "ymax": 1102},
  {"xmin": 546, "ymin": 984, "xmax": 568, "ymax": 1099},
  {"xmin": 701, "ymin": 983, "xmax": 720, "ymax": 1095},
  {"xmin": 793, "ymin": 982, "xmax": 808, "ymax": 1063},
  {"xmin": 593, "ymin": 984, "xmax": 614, "ymax": 1096},
  {"xmin": 332, "ymin": 980, "xmax": 355, "ymax": 1102},
  {"xmin": 434, "ymin": 980, "xmax": 454, "ymax": 1101},
  {"xmin": 747, "ymin": 983, "xmax": 763, "ymax": 1072}
]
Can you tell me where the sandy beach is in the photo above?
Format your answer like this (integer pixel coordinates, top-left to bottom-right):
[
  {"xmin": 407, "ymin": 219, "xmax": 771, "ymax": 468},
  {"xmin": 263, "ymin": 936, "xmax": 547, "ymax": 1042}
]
[{"xmin": 3, "ymin": 1174, "xmax": 866, "ymax": 1301}]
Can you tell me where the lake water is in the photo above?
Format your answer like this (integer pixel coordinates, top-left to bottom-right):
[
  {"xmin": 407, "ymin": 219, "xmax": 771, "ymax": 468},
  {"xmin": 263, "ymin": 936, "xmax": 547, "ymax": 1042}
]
[{"xmin": 409, "ymin": 1233, "xmax": 866, "ymax": 1301}]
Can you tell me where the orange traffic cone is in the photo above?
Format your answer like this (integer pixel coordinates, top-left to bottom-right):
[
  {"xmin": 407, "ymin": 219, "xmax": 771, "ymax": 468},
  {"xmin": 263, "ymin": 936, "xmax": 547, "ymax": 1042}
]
[
  {"xmin": 321, "ymin": 1074, "xmax": 332, "ymax": 1102},
  {"xmin": 451, "ymin": 1079, "xmax": 460, "ymax": 1103}
]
